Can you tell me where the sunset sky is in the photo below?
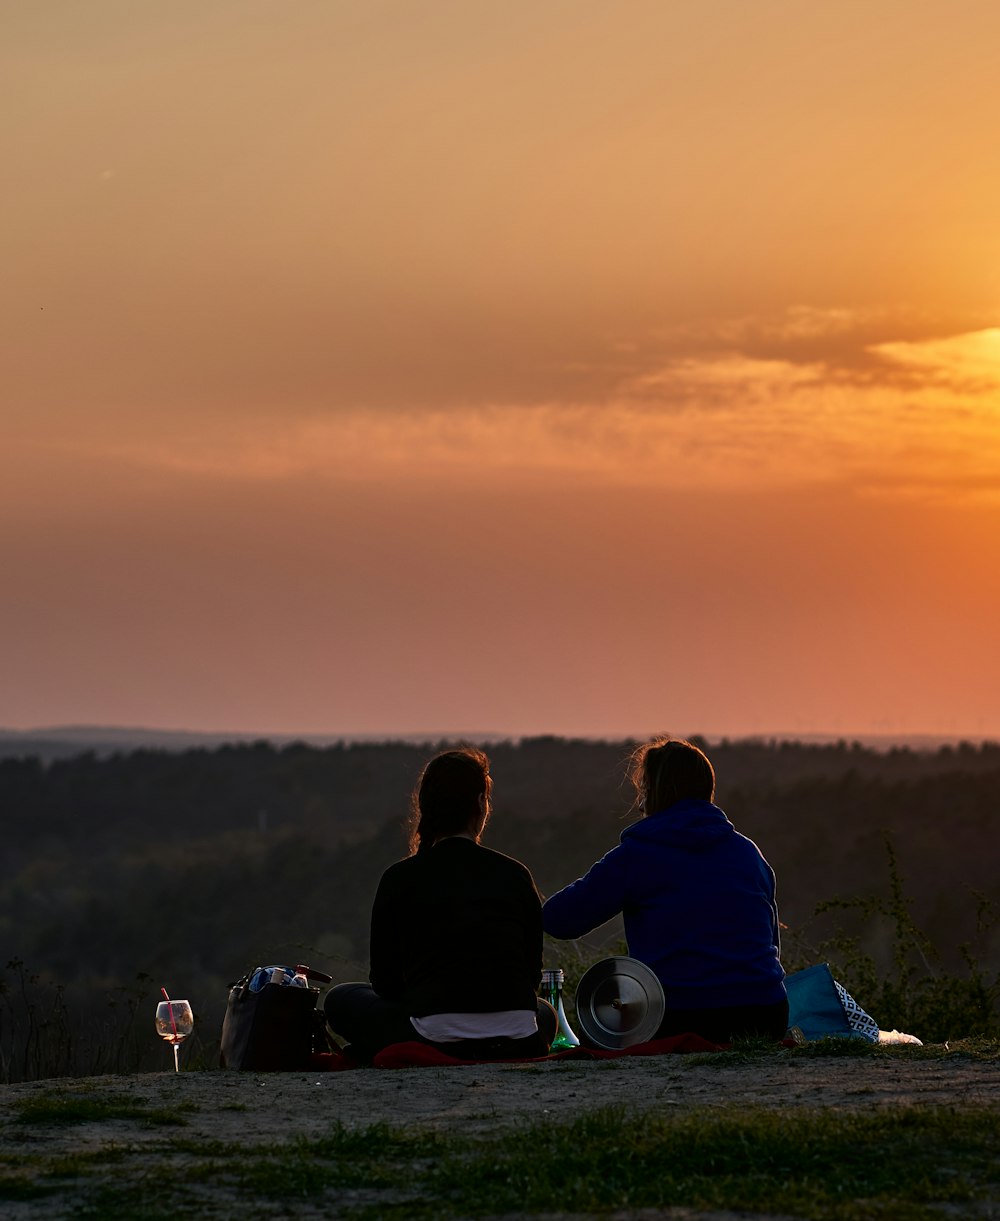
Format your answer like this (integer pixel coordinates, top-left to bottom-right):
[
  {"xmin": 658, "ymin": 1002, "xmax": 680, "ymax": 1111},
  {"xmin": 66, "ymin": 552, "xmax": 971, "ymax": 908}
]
[{"xmin": 4, "ymin": 0, "xmax": 1000, "ymax": 740}]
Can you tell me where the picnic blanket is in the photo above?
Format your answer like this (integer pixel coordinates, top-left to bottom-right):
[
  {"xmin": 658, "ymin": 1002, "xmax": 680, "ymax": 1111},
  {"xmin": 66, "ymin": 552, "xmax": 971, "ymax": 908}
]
[{"xmin": 310, "ymin": 1032, "xmax": 724, "ymax": 1071}]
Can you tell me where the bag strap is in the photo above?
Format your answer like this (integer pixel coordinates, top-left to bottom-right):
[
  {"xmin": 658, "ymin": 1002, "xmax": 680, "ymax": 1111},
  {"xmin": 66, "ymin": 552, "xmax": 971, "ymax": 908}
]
[
  {"xmin": 295, "ymin": 964, "xmax": 334, "ymax": 985},
  {"xmin": 229, "ymin": 963, "xmax": 334, "ymax": 991}
]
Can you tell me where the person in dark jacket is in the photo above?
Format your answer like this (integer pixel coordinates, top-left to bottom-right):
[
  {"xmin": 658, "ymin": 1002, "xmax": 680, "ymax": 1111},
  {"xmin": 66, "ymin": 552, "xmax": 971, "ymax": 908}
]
[
  {"xmin": 543, "ymin": 737, "xmax": 787, "ymax": 1044},
  {"xmin": 325, "ymin": 748, "xmax": 555, "ymax": 1061}
]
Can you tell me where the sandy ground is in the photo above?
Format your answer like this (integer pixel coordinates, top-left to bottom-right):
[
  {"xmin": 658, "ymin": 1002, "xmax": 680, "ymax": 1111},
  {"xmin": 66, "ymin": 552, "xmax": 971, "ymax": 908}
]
[{"xmin": 2, "ymin": 1053, "xmax": 999, "ymax": 1218}]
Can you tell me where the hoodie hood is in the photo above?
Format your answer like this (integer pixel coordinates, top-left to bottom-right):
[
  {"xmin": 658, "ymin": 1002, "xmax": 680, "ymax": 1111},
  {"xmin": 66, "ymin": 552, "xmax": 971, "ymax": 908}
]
[{"xmin": 621, "ymin": 797, "xmax": 735, "ymax": 851}]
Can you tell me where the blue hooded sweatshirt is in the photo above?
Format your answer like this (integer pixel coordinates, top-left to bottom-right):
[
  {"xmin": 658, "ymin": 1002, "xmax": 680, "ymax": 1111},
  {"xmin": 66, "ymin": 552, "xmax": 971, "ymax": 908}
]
[{"xmin": 542, "ymin": 798, "xmax": 785, "ymax": 1010}]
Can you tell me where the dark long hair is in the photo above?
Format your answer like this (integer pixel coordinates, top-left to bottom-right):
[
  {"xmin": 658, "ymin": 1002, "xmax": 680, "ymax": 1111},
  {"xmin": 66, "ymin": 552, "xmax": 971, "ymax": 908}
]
[
  {"xmin": 407, "ymin": 748, "xmax": 492, "ymax": 855},
  {"xmin": 628, "ymin": 737, "xmax": 715, "ymax": 815}
]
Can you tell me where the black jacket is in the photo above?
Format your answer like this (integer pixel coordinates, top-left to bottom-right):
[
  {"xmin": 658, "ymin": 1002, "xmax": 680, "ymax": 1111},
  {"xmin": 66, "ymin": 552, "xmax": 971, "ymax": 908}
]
[{"xmin": 369, "ymin": 837, "xmax": 543, "ymax": 1016}]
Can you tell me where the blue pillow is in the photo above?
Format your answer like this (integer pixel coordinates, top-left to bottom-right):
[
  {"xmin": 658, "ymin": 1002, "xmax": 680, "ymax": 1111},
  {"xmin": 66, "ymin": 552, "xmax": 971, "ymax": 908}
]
[{"xmin": 785, "ymin": 963, "xmax": 867, "ymax": 1041}]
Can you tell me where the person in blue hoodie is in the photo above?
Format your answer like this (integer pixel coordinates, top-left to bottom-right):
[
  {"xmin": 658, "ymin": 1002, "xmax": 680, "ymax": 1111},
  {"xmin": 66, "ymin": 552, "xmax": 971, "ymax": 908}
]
[{"xmin": 543, "ymin": 737, "xmax": 787, "ymax": 1044}]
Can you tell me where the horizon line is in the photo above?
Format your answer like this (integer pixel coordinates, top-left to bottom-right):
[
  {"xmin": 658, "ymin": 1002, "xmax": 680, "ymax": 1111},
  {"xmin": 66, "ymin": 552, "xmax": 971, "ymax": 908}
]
[{"xmin": 2, "ymin": 723, "xmax": 998, "ymax": 749}]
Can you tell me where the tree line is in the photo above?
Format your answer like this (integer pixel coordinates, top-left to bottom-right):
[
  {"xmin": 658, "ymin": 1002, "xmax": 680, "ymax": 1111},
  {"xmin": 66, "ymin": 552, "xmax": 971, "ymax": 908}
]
[{"xmin": 2, "ymin": 736, "xmax": 998, "ymax": 1073}]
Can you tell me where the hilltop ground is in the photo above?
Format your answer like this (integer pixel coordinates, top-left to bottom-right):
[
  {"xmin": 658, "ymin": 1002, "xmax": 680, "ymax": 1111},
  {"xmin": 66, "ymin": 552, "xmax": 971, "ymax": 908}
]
[{"xmin": 2, "ymin": 1050, "xmax": 999, "ymax": 1219}]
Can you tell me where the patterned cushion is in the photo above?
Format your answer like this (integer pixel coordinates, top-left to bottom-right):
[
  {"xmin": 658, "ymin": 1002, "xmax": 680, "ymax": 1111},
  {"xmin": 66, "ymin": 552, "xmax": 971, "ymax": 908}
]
[{"xmin": 834, "ymin": 981, "xmax": 879, "ymax": 1042}]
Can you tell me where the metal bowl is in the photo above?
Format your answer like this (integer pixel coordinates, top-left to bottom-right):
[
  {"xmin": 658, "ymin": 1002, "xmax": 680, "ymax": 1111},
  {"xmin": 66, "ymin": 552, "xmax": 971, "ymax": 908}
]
[{"xmin": 574, "ymin": 956, "xmax": 666, "ymax": 1049}]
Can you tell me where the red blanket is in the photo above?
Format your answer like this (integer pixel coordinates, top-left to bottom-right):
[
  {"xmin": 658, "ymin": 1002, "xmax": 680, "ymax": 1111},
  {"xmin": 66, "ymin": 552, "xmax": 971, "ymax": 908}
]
[{"xmin": 311, "ymin": 1032, "xmax": 724, "ymax": 1071}]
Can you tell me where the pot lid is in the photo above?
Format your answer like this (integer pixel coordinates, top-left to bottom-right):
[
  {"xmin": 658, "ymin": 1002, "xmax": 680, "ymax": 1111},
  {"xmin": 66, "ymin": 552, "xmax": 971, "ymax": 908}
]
[{"xmin": 574, "ymin": 956, "xmax": 666, "ymax": 1049}]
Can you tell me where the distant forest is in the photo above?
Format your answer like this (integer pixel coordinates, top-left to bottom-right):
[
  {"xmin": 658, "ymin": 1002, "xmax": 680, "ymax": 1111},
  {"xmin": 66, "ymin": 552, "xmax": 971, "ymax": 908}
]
[{"xmin": 2, "ymin": 736, "xmax": 999, "ymax": 1063}]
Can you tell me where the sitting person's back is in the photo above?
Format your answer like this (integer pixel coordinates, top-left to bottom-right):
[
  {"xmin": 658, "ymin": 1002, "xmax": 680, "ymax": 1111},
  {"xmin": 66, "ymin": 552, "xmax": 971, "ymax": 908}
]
[
  {"xmin": 543, "ymin": 737, "xmax": 787, "ymax": 1044},
  {"xmin": 371, "ymin": 835, "xmax": 543, "ymax": 1018},
  {"xmin": 326, "ymin": 748, "xmax": 554, "ymax": 1060}
]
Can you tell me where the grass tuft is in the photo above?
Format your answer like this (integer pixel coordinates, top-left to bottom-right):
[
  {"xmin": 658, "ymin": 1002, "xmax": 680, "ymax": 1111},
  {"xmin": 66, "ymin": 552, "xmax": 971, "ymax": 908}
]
[
  {"xmin": 414, "ymin": 1104, "xmax": 1000, "ymax": 1219},
  {"xmin": 13, "ymin": 1090, "xmax": 190, "ymax": 1127}
]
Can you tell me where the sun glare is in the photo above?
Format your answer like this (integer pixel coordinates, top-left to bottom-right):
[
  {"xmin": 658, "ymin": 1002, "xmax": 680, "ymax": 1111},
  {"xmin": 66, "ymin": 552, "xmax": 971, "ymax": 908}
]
[{"xmin": 874, "ymin": 328, "xmax": 1000, "ymax": 384}]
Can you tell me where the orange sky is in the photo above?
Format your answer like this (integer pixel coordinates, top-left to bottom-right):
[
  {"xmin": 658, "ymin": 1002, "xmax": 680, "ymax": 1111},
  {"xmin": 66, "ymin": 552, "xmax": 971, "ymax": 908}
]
[{"xmin": 3, "ymin": 0, "xmax": 1000, "ymax": 739}]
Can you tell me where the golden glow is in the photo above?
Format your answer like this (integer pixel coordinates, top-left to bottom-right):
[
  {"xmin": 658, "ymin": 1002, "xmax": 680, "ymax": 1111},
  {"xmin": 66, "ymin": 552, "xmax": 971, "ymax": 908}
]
[
  {"xmin": 875, "ymin": 328, "xmax": 1000, "ymax": 382},
  {"xmin": 4, "ymin": 2, "xmax": 1000, "ymax": 737},
  {"xmin": 7, "ymin": 325, "xmax": 996, "ymax": 510}
]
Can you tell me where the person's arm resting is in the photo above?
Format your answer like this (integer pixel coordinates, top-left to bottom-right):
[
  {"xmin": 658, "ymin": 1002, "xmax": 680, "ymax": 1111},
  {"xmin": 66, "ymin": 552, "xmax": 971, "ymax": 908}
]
[{"xmin": 542, "ymin": 847, "xmax": 631, "ymax": 939}]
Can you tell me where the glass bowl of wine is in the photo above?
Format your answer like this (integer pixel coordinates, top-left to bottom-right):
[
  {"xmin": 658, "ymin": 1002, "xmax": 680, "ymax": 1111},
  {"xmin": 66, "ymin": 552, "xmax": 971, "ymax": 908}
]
[{"xmin": 154, "ymin": 999, "xmax": 194, "ymax": 1072}]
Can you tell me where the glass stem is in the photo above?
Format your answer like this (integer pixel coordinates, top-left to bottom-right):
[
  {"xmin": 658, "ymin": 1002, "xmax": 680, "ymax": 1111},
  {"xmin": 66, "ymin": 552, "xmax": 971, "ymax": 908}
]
[{"xmin": 173, "ymin": 1043, "xmax": 180, "ymax": 1073}]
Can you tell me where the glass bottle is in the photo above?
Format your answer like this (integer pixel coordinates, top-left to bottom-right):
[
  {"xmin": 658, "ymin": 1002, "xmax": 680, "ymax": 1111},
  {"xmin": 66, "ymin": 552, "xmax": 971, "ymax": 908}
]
[{"xmin": 540, "ymin": 968, "xmax": 580, "ymax": 1049}]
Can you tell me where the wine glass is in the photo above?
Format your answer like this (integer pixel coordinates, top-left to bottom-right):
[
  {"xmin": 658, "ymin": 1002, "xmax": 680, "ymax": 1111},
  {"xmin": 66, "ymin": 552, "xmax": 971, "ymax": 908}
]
[{"xmin": 155, "ymin": 999, "xmax": 194, "ymax": 1072}]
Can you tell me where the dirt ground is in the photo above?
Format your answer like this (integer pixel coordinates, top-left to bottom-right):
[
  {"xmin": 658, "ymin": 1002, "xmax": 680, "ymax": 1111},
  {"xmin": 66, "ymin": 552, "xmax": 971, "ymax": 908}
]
[{"xmin": 2, "ymin": 1053, "xmax": 999, "ymax": 1219}]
